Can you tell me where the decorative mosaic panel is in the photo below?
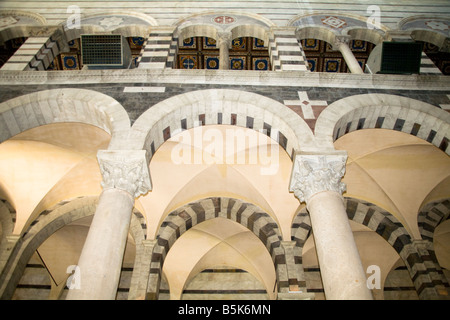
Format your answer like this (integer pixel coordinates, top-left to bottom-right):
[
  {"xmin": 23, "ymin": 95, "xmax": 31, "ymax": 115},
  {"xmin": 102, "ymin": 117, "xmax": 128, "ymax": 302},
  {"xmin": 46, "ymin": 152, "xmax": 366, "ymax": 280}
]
[
  {"xmin": 232, "ymin": 37, "xmax": 246, "ymax": 50},
  {"xmin": 181, "ymin": 37, "xmax": 197, "ymax": 49},
  {"xmin": 230, "ymin": 56, "xmax": 246, "ymax": 70},
  {"xmin": 301, "ymin": 39, "xmax": 319, "ymax": 51},
  {"xmin": 307, "ymin": 58, "xmax": 318, "ymax": 72},
  {"xmin": 177, "ymin": 36, "xmax": 270, "ymax": 70},
  {"xmin": 179, "ymin": 55, "xmax": 198, "ymax": 69},
  {"xmin": 204, "ymin": 56, "xmax": 219, "ymax": 69},
  {"xmin": 252, "ymin": 38, "xmax": 266, "ymax": 50},
  {"xmin": 128, "ymin": 37, "xmax": 145, "ymax": 49},
  {"xmin": 350, "ymin": 40, "xmax": 368, "ymax": 52},
  {"xmin": 61, "ymin": 53, "xmax": 79, "ymax": 70},
  {"xmin": 252, "ymin": 57, "xmax": 270, "ymax": 70},
  {"xmin": 324, "ymin": 58, "xmax": 341, "ymax": 72},
  {"xmin": 301, "ymin": 39, "xmax": 375, "ymax": 73},
  {"xmin": 68, "ymin": 39, "xmax": 80, "ymax": 50},
  {"xmin": 203, "ymin": 37, "xmax": 217, "ymax": 49}
]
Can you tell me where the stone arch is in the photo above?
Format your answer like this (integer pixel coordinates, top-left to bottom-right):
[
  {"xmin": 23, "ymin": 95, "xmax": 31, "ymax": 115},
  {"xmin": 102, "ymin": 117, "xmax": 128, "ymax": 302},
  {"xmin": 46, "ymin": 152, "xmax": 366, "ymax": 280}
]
[
  {"xmin": 148, "ymin": 197, "xmax": 286, "ymax": 299},
  {"xmin": 62, "ymin": 10, "xmax": 157, "ymax": 43},
  {"xmin": 418, "ymin": 199, "xmax": 450, "ymax": 241},
  {"xmin": 0, "ymin": 10, "xmax": 48, "ymax": 46},
  {"xmin": 399, "ymin": 16, "xmax": 450, "ymax": 52},
  {"xmin": 0, "ymin": 199, "xmax": 15, "ymax": 243},
  {"xmin": 289, "ymin": 12, "xmax": 389, "ymax": 35},
  {"xmin": 314, "ymin": 93, "xmax": 450, "ymax": 154},
  {"xmin": 345, "ymin": 28, "xmax": 385, "ymax": 46},
  {"xmin": 175, "ymin": 24, "xmax": 219, "ymax": 47},
  {"xmin": 0, "ymin": 88, "xmax": 130, "ymax": 149},
  {"xmin": 290, "ymin": 197, "xmax": 447, "ymax": 299},
  {"xmin": 128, "ymin": 89, "xmax": 316, "ymax": 162},
  {"xmin": 0, "ymin": 196, "xmax": 146, "ymax": 300},
  {"xmin": 412, "ymin": 29, "xmax": 448, "ymax": 51},
  {"xmin": 0, "ymin": 196, "xmax": 97, "ymax": 299},
  {"xmin": 174, "ymin": 10, "xmax": 275, "ymax": 31},
  {"xmin": 230, "ymin": 24, "xmax": 270, "ymax": 45},
  {"xmin": 296, "ymin": 26, "xmax": 339, "ymax": 44},
  {"xmin": 0, "ymin": 10, "xmax": 46, "ymax": 26}
]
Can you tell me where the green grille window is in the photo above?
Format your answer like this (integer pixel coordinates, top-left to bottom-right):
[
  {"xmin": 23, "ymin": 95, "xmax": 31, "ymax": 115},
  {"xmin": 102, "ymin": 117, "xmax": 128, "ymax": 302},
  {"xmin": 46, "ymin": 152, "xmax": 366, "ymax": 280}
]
[{"xmin": 81, "ymin": 35, "xmax": 123, "ymax": 66}]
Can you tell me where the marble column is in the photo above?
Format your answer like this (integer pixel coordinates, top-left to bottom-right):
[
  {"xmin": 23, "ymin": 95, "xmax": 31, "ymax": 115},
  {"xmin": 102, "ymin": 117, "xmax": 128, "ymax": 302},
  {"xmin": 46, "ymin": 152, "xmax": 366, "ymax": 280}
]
[
  {"xmin": 217, "ymin": 32, "xmax": 232, "ymax": 70},
  {"xmin": 290, "ymin": 151, "xmax": 373, "ymax": 300},
  {"xmin": 333, "ymin": 37, "xmax": 364, "ymax": 74},
  {"xmin": 66, "ymin": 150, "xmax": 151, "ymax": 300}
]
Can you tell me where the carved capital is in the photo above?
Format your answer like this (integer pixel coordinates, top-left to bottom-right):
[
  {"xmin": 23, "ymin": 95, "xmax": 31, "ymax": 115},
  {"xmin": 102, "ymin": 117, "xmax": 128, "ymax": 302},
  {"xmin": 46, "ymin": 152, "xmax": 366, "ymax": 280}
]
[
  {"xmin": 289, "ymin": 151, "xmax": 347, "ymax": 203},
  {"xmin": 97, "ymin": 150, "xmax": 152, "ymax": 198},
  {"xmin": 332, "ymin": 36, "xmax": 351, "ymax": 50},
  {"xmin": 217, "ymin": 31, "xmax": 232, "ymax": 46}
]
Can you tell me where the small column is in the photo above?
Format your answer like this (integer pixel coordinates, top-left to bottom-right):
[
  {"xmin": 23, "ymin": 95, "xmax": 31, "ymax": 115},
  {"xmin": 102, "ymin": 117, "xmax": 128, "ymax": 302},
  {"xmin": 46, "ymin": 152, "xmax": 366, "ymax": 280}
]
[
  {"xmin": 333, "ymin": 36, "xmax": 364, "ymax": 74},
  {"xmin": 66, "ymin": 150, "xmax": 151, "ymax": 300},
  {"xmin": 277, "ymin": 241, "xmax": 315, "ymax": 300},
  {"xmin": 290, "ymin": 151, "xmax": 372, "ymax": 300},
  {"xmin": 128, "ymin": 239, "xmax": 158, "ymax": 300},
  {"xmin": 217, "ymin": 32, "xmax": 232, "ymax": 70}
]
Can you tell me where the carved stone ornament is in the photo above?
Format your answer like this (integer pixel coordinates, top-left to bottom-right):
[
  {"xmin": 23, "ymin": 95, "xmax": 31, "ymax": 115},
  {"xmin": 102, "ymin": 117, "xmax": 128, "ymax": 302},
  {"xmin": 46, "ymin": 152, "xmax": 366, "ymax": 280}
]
[
  {"xmin": 289, "ymin": 152, "xmax": 348, "ymax": 203},
  {"xmin": 97, "ymin": 150, "xmax": 152, "ymax": 198}
]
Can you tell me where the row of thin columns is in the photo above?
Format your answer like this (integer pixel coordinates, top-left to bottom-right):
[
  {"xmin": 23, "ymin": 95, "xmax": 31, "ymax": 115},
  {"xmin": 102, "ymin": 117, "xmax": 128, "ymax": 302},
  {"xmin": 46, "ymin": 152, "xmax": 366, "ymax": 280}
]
[
  {"xmin": 67, "ymin": 150, "xmax": 372, "ymax": 300},
  {"xmin": 214, "ymin": 32, "xmax": 364, "ymax": 74}
]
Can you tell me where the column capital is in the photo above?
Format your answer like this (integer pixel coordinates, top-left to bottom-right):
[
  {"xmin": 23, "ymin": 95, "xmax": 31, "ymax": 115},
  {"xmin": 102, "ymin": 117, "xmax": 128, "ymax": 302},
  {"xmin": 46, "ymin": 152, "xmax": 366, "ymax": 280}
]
[
  {"xmin": 289, "ymin": 151, "xmax": 347, "ymax": 203},
  {"xmin": 332, "ymin": 35, "xmax": 351, "ymax": 50},
  {"xmin": 217, "ymin": 31, "xmax": 232, "ymax": 46},
  {"xmin": 97, "ymin": 150, "xmax": 152, "ymax": 198}
]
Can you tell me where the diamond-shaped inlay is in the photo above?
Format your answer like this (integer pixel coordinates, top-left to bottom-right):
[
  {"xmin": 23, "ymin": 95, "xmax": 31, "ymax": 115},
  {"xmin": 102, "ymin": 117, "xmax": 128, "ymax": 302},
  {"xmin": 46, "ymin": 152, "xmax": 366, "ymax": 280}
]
[
  {"xmin": 99, "ymin": 17, "xmax": 124, "ymax": 29},
  {"xmin": 321, "ymin": 16, "xmax": 347, "ymax": 29},
  {"xmin": 0, "ymin": 16, "xmax": 18, "ymax": 28},
  {"xmin": 425, "ymin": 20, "xmax": 449, "ymax": 31}
]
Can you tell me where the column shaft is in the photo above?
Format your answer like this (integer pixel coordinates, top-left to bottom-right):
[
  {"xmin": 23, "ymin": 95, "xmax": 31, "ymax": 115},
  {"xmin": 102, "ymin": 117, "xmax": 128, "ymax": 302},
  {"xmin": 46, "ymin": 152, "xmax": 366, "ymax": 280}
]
[
  {"xmin": 307, "ymin": 191, "xmax": 372, "ymax": 300},
  {"xmin": 336, "ymin": 41, "xmax": 364, "ymax": 74},
  {"xmin": 218, "ymin": 33, "xmax": 231, "ymax": 70},
  {"xmin": 66, "ymin": 188, "xmax": 134, "ymax": 300},
  {"xmin": 290, "ymin": 152, "xmax": 372, "ymax": 300}
]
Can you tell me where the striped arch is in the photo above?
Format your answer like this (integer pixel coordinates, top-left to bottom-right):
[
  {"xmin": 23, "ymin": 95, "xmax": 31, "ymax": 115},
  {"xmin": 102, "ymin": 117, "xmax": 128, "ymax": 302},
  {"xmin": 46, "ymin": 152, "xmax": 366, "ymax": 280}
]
[
  {"xmin": 0, "ymin": 196, "xmax": 146, "ymax": 300},
  {"xmin": 128, "ymin": 89, "xmax": 316, "ymax": 161},
  {"xmin": 0, "ymin": 89, "xmax": 130, "ymax": 149},
  {"xmin": 0, "ymin": 196, "xmax": 98, "ymax": 299},
  {"xmin": 418, "ymin": 199, "xmax": 450, "ymax": 241},
  {"xmin": 314, "ymin": 93, "xmax": 450, "ymax": 154},
  {"xmin": 290, "ymin": 197, "xmax": 448, "ymax": 299},
  {"xmin": 0, "ymin": 199, "xmax": 15, "ymax": 245},
  {"xmin": 148, "ymin": 197, "xmax": 287, "ymax": 298}
]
